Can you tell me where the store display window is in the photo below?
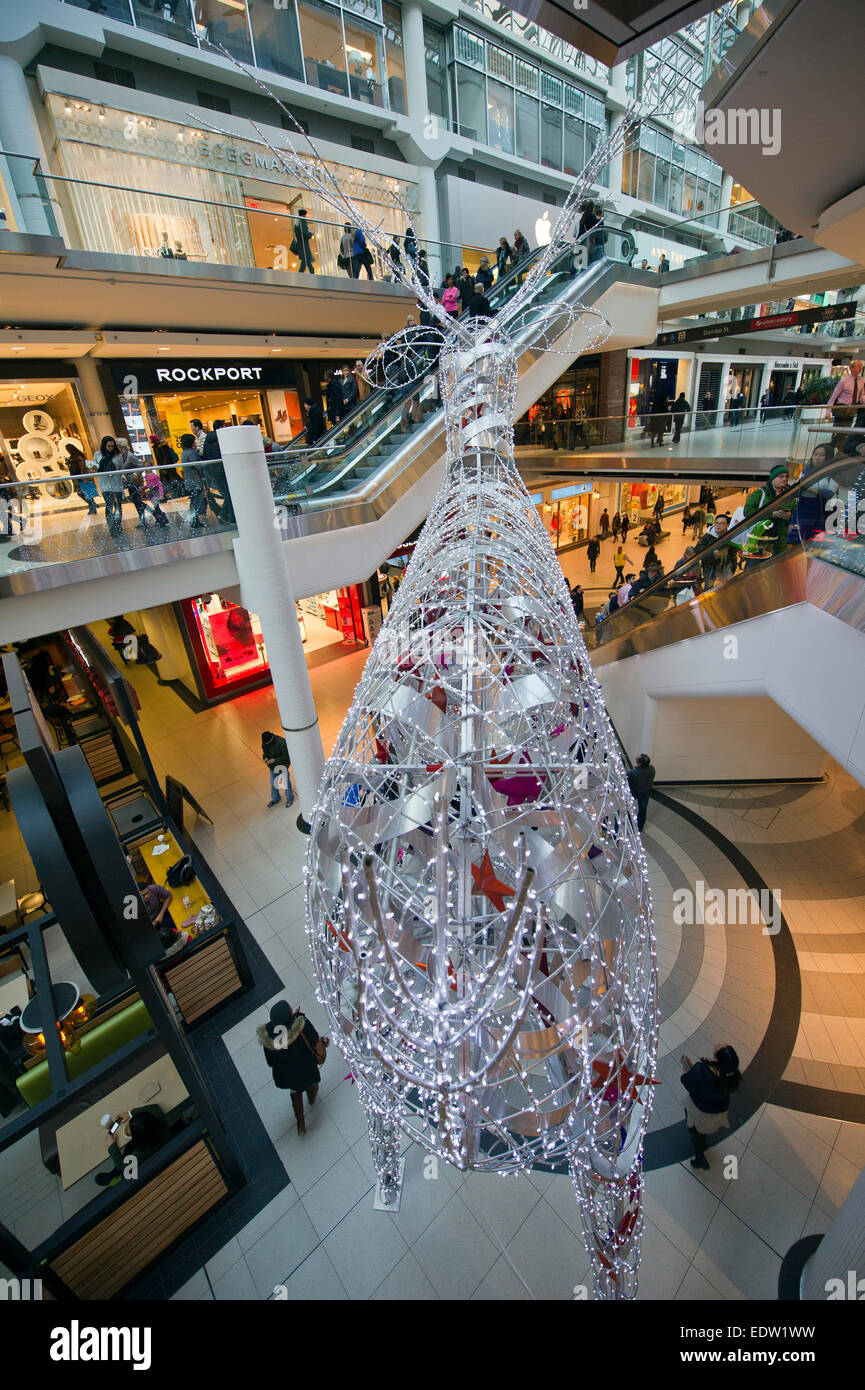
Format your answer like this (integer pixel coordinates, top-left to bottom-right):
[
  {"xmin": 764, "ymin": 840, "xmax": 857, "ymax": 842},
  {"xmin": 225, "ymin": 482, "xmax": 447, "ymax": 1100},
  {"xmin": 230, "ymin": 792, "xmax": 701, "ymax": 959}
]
[
  {"xmin": 0, "ymin": 381, "xmax": 93, "ymax": 498},
  {"xmin": 180, "ymin": 596, "xmax": 271, "ymax": 699}
]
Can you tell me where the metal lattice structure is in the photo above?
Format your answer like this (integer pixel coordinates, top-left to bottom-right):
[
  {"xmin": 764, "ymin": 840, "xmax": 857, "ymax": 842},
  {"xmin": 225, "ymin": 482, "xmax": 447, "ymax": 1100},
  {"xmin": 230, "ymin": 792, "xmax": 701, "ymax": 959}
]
[{"xmin": 199, "ymin": 61, "xmax": 658, "ymax": 1298}]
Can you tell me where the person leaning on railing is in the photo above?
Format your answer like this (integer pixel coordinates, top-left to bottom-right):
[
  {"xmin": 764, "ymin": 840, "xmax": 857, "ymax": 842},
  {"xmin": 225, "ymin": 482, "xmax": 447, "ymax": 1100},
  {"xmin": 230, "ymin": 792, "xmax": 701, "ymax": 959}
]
[{"xmin": 826, "ymin": 360, "xmax": 864, "ymax": 451}]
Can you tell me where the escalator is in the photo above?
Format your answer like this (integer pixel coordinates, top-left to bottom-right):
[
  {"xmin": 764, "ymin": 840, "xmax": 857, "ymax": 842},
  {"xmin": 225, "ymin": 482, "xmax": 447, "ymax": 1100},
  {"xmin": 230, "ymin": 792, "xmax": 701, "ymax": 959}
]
[{"xmin": 588, "ymin": 446, "xmax": 865, "ymax": 784}]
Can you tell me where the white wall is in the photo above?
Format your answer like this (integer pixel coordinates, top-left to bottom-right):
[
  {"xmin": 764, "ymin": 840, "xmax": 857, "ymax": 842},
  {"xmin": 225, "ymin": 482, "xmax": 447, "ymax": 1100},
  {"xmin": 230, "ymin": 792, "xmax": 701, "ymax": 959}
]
[
  {"xmin": 441, "ymin": 175, "xmax": 563, "ymax": 254},
  {"xmin": 651, "ymin": 695, "xmax": 827, "ymax": 781},
  {"xmin": 597, "ymin": 602, "xmax": 865, "ymax": 786}
]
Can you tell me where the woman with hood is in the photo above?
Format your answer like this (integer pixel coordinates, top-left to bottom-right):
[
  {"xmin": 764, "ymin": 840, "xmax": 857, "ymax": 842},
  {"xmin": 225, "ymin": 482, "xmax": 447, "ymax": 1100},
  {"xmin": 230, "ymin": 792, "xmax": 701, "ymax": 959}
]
[{"xmin": 257, "ymin": 1000, "xmax": 328, "ymax": 1134}]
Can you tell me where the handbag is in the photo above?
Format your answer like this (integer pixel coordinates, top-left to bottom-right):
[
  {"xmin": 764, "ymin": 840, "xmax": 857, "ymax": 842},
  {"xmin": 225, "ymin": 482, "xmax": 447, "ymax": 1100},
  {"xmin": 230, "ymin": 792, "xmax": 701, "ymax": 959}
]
[
  {"xmin": 166, "ymin": 854, "xmax": 195, "ymax": 887},
  {"xmin": 300, "ymin": 1027, "xmax": 329, "ymax": 1066}
]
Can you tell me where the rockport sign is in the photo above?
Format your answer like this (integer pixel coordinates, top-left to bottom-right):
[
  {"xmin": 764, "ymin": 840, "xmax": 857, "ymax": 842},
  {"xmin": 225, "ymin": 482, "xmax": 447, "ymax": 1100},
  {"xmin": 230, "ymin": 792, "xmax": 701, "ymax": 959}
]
[
  {"xmin": 110, "ymin": 361, "xmax": 293, "ymax": 393},
  {"xmin": 154, "ymin": 365, "xmax": 265, "ymax": 384}
]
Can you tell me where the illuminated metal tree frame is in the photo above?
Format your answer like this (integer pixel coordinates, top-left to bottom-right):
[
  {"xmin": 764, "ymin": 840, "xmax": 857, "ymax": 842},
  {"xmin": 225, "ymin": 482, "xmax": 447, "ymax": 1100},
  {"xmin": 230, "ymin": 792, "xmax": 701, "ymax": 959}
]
[{"xmin": 201, "ymin": 59, "xmax": 659, "ymax": 1299}]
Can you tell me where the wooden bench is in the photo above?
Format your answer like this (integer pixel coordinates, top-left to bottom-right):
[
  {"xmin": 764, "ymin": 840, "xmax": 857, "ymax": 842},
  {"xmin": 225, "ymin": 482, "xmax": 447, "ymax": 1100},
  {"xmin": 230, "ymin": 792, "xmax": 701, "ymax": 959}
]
[
  {"xmin": 49, "ymin": 1139, "xmax": 227, "ymax": 1299},
  {"xmin": 163, "ymin": 934, "xmax": 243, "ymax": 1024}
]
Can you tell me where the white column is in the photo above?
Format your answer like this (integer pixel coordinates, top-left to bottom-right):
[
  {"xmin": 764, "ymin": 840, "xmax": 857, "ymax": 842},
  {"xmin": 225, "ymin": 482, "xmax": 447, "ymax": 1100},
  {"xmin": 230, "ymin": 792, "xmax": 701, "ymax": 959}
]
[
  {"xmin": 0, "ymin": 57, "xmax": 53, "ymax": 235},
  {"xmin": 801, "ymin": 1164, "xmax": 865, "ymax": 1300},
  {"xmin": 401, "ymin": 0, "xmax": 427, "ymax": 124},
  {"xmin": 217, "ymin": 425, "xmax": 326, "ymax": 830},
  {"xmin": 718, "ymin": 173, "xmax": 734, "ymax": 235},
  {"xmin": 401, "ymin": 1, "xmax": 443, "ymax": 262},
  {"xmin": 75, "ymin": 356, "xmax": 117, "ymax": 444},
  {"xmin": 607, "ymin": 111, "xmax": 627, "ymax": 205}
]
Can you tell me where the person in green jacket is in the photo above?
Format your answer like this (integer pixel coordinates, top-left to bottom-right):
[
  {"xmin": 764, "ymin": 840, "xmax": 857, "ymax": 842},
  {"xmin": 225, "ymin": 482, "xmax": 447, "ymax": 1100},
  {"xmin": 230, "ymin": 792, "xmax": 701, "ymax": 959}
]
[
  {"xmin": 262, "ymin": 729, "xmax": 295, "ymax": 808},
  {"xmin": 741, "ymin": 464, "xmax": 796, "ymax": 556}
]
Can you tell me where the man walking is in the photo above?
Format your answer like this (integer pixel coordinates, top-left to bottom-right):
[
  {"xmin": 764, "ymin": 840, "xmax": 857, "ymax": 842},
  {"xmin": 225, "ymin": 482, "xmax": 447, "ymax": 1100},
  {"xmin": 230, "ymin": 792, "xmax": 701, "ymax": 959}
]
[
  {"xmin": 262, "ymin": 730, "xmax": 295, "ymax": 808},
  {"xmin": 627, "ymin": 753, "xmax": 655, "ymax": 831},
  {"xmin": 586, "ymin": 535, "xmax": 600, "ymax": 573},
  {"xmin": 292, "ymin": 207, "xmax": 315, "ymax": 273},
  {"xmin": 612, "ymin": 543, "xmax": 632, "ymax": 586},
  {"xmin": 826, "ymin": 360, "xmax": 864, "ymax": 450},
  {"xmin": 671, "ymin": 391, "xmax": 691, "ymax": 443}
]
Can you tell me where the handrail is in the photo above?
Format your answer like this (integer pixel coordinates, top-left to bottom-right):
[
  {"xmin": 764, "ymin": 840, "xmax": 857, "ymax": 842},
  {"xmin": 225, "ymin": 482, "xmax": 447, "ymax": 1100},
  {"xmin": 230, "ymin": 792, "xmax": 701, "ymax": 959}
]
[{"xmin": 593, "ymin": 447, "xmax": 863, "ymax": 640}]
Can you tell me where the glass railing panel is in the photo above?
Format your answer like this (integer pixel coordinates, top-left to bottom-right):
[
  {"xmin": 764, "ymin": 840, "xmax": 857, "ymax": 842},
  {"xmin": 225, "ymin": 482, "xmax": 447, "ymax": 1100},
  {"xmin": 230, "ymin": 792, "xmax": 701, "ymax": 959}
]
[
  {"xmin": 0, "ymin": 154, "xmax": 61, "ymax": 237},
  {"xmin": 129, "ymin": 0, "xmax": 198, "ymax": 46},
  {"xmin": 796, "ymin": 434, "xmax": 865, "ymax": 580},
  {"xmin": 63, "ymin": 0, "xmax": 134, "ymax": 20},
  {"xmin": 0, "ymin": 460, "xmax": 237, "ymax": 575}
]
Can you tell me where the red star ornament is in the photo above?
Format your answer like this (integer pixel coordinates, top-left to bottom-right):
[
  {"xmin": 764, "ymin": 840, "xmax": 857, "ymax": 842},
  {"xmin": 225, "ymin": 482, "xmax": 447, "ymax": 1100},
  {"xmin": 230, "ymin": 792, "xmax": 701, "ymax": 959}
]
[{"xmin": 471, "ymin": 850, "xmax": 516, "ymax": 913}]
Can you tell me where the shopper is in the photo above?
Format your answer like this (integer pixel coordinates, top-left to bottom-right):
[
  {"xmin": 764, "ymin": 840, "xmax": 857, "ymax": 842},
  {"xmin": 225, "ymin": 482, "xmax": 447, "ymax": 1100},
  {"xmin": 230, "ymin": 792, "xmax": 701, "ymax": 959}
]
[
  {"xmin": 262, "ymin": 728, "xmax": 295, "ymax": 807},
  {"xmin": 740, "ymin": 464, "xmax": 796, "ymax": 556},
  {"xmin": 620, "ymin": 514, "xmax": 630, "ymax": 543},
  {"xmin": 496, "ymin": 237, "xmax": 512, "ymax": 280},
  {"xmin": 458, "ymin": 268, "xmax": 474, "ymax": 312},
  {"xmin": 94, "ymin": 435, "xmax": 125, "ymax": 536},
  {"xmin": 759, "ymin": 388, "xmax": 772, "ymax": 424},
  {"xmin": 403, "ymin": 225, "xmax": 417, "ymax": 264},
  {"xmin": 95, "ymin": 1104, "xmax": 172, "ymax": 1186},
  {"xmin": 107, "ymin": 615, "xmax": 136, "ymax": 664},
  {"xmin": 111, "ymin": 439, "xmax": 148, "ymax": 530},
  {"xmin": 467, "ymin": 282, "xmax": 493, "ymax": 319},
  {"xmin": 681, "ymin": 505, "xmax": 692, "ymax": 534},
  {"xmin": 586, "ymin": 535, "xmax": 600, "ymax": 573},
  {"xmin": 671, "ymin": 391, "xmax": 691, "ymax": 443},
  {"xmin": 339, "ymin": 222, "xmax": 355, "ymax": 277},
  {"xmin": 826, "ymin": 360, "xmax": 864, "ymax": 450},
  {"xmin": 341, "ymin": 363, "xmax": 359, "ymax": 412},
  {"xmin": 617, "ymin": 573, "xmax": 636, "ymax": 604},
  {"xmin": 476, "ymin": 256, "xmax": 494, "ymax": 291},
  {"xmin": 416, "ymin": 249, "xmax": 430, "ymax": 289},
  {"xmin": 441, "ymin": 275, "xmax": 460, "ymax": 319},
  {"xmin": 658, "ymin": 252, "xmax": 670, "ymax": 274},
  {"xmin": 627, "ymin": 753, "xmax": 655, "ymax": 831},
  {"xmin": 324, "ymin": 369, "xmax": 345, "ymax": 428},
  {"xmin": 177, "ymin": 434, "xmax": 208, "ymax": 528},
  {"xmin": 680, "ymin": 1045, "xmax": 741, "ymax": 1170},
  {"xmin": 304, "ymin": 397, "xmax": 326, "ymax": 445},
  {"xmin": 257, "ymin": 1000, "xmax": 328, "ymax": 1136},
  {"xmin": 354, "ymin": 359, "xmax": 371, "ymax": 402},
  {"xmin": 149, "ymin": 434, "xmax": 184, "ymax": 499},
  {"xmin": 352, "ymin": 225, "xmax": 374, "ymax": 280},
  {"xmin": 292, "ymin": 207, "xmax": 315, "ymax": 273},
  {"xmin": 649, "ymin": 395, "xmax": 670, "ymax": 448},
  {"xmin": 511, "ymin": 230, "xmax": 531, "ymax": 281},
  {"xmin": 570, "ymin": 584, "xmax": 584, "ymax": 620},
  {"xmin": 65, "ymin": 442, "xmax": 99, "ymax": 514},
  {"xmin": 140, "ymin": 461, "xmax": 170, "ymax": 529},
  {"xmin": 696, "ymin": 512, "xmax": 737, "ymax": 588},
  {"xmin": 612, "ymin": 544, "xmax": 632, "ymax": 585},
  {"xmin": 200, "ymin": 423, "xmax": 234, "ymax": 523},
  {"xmin": 189, "ymin": 418, "xmax": 208, "ymax": 455},
  {"xmin": 653, "ymin": 493, "xmax": 666, "ymax": 522}
]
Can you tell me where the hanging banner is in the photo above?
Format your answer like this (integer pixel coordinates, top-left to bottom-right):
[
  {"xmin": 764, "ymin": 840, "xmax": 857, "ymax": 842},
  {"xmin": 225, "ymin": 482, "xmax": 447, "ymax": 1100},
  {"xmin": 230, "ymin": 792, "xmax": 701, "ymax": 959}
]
[{"xmin": 656, "ymin": 301, "xmax": 856, "ymax": 346}]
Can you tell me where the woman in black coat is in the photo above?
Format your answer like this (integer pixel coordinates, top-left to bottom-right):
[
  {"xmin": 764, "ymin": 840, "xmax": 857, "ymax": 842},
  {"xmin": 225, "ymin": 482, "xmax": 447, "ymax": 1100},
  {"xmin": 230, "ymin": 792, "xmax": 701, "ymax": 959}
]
[
  {"xmin": 258, "ymin": 1000, "xmax": 328, "ymax": 1134},
  {"xmin": 680, "ymin": 1044, "xmax": 741, "ymax": 1169}
]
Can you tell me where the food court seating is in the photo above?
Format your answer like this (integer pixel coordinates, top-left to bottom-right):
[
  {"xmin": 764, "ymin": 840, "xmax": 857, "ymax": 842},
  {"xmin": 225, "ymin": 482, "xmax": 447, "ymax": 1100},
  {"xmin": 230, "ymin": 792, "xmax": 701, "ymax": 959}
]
[{"xmin": 16, "ymin": 997, "xmax": 153, "ymax": 1108}]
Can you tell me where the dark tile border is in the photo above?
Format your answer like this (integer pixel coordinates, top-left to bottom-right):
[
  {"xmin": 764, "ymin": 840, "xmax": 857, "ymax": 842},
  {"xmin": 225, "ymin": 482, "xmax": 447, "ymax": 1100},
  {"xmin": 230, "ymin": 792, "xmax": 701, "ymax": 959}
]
[{"xmin": 770, "ymin": 1080, "xmax": 865, "ymax": 1125}]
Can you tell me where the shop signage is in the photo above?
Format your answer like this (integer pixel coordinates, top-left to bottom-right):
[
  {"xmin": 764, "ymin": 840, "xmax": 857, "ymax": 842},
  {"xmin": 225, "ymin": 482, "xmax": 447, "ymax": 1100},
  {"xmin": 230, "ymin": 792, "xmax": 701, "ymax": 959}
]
[
  {"xmin": 109, "ymin": 360, "xmax": 296, "ymax": 393},
  {"xmin": 772, "ymin": 360, "xmax": 800, "ymax": 370},
  {"xmin": 551, "ymin": 482, "xmax": 592, "ymax": 500},
  {"xmin": 656, "ymin": 301, "xmax": 856, "ymax": 347}
]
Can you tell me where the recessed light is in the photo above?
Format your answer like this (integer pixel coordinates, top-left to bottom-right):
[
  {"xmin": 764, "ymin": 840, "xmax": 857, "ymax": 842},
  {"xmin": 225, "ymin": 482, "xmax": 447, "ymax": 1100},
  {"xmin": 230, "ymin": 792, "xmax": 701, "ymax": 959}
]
[
  {"xmin": 10, "ymin": 345, "xmax": 26, "ymax": 352},
  {"xmin": 157, "ymin": 347, "xmax": 172, "ymax": 353},
  {"xmin": 270, "ymin": 348, "xmax": 283, "ymax": 353}
]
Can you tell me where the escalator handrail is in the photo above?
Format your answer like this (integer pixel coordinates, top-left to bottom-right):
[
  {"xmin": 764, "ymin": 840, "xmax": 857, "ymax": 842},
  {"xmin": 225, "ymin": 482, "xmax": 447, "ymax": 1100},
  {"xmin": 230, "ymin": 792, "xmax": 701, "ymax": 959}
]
[
  {"xmin": 279, "ymin": 228, "xmax": 617, "ymax": 462},
  {"xmin": 594, "ymin": 451, "xmax": 862, "ymax": 639}
]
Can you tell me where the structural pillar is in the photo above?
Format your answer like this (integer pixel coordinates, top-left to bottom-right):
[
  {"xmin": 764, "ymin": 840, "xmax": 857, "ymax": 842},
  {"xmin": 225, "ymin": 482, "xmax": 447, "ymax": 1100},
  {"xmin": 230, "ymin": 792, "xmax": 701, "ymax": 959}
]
[
  {"xmin": 401, "ymin": 0, "xmax": 443, "ymax": 269},
  {"xmin": 719, "ymin": 173, "xmax": 735, "ymax": 236},
  {"xmin": 217, "ymin": 425, "xmax": 326, "ymax": 833},
  {"xmin": 75, "ymin": 355, "xmax": 121, "ymax": 443},
  {"xmin": 782, "ymin": 1163, "xmax": 865, "ymax": 1301},
  {"xmin": 0, "ymin": 57, "xmax": 54, "ymax": 235}
]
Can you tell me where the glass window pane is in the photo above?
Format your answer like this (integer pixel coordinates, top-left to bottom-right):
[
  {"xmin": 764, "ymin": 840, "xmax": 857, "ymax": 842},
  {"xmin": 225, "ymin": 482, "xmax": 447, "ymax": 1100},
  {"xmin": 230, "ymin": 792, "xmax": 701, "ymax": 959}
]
[
  {"xmin": 669, "ymin": 164, "xmax": 683, "ymax": 215},
  {"xmin": 248, "ymin": 0, "xmax": 304, "ymax": 81},
  {"xmin": 424, "ymin": 22, "xmax": 448, "ymax": 121},
  {"xmin": 456, "ymin": 64, "xmax": 486, "ymax": 141},
  {"xmin": 564, "ymin": 113, "xmax": 585, "ymax": 177},
  {"xmin": 515, "ymin": 59, "xmax": 538, "ymax": 96},
  {"xmin": 65, "ymin": 0, "xmax": 133, "ymax": 21},
  {"xmin": 298, "ymin": 0, "xmax": 349, "ymax": 96},
  {"xmin": 486, "ymin": 43, "xmax": 513, "ymax": 83},
  {"xmin": 516, "ymin": 90, "xmax": 539, "ymax": 163},
  {"xmin": 344, "ymin": 15, "xmax": 386, "ymax": 106},
  {"xmin": 193, "ymin": 0, "xmax": 253, "ymax": 61},
  {"xmin": 454, "ymin": 26, "xmax": 484, "ymax": 68},
  {"xmin": 382, "ymin": 3, "xmax": 406, "ymax": 112},
  {"xmin": 131, "ymin": 0, "xmax": 196, "ymax": 45},
  {"xmin": 540, "ymin": 72, "xmax": 562, "ymax": 106},
  {"xmin": 487, "ymin": 78, "xmax": 514, "ymax": 155},
  {"xmin": 654, "ymin": 156, "xmax": 670, "ymax": 211},
  {"xmin": 637, "ymin": 149, "xmax": 655, "ymax": 203},
  {"xmin": 540, "ymin": 104, "xmax": 562, "ymax": 169},
  {"xmin": 682, "ymin": 171, "xmax": 696, "ymax": 216}
]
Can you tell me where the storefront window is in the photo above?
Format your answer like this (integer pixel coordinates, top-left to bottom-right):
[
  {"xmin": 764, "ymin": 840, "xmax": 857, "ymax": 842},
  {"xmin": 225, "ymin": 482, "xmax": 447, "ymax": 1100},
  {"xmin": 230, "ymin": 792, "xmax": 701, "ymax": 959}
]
[
  {"xmin": 382, "ymin": 2, "xmax": 406, "ymax": 113},
  {"xmin": 0, "ymin": 382, "xmax": 92, "ymax": 496},
  {"xmin": 298, "ymin": 0, "xmax": 350, "ymax": 95},
  {"xmin": 456, "ymin": 64, "xmax": 487, "ymax": 141},
  {"xmin": 343, "ymin": 14, "xmax": 386, "ymax": 106},
  {"xmin": 563, "ymin": 114, "xmax": 585, "ymax": 177},
  {"xmin": 129, "ymin": 0, "xmax": 197, "ymax": 45},
  {"xmin": 192, "ymin": 0, "xmax": 254, "ymax": 61},
  {"xmin": 183, "ymin": 596, "xmax": 270, "ymax": 697},
  {"xmin": 247, "ymin": 0, "xmax": 305, "ymax": 81},
  {"xmin": 487, "ymin": 79, "xmax": 515, "ymax": 154},
  {"xmin": 540, "ymin": 104, "xmax": 562, "ymax": 170},
  {"xmin": 515, "ymin": 91, "xmax": 539, "ymax": 164}
]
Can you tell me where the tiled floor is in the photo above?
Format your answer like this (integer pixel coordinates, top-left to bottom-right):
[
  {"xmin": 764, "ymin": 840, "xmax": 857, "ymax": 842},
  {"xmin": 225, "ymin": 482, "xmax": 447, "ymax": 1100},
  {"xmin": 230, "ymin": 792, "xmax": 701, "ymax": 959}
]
[{"xmin": 2, "ymin": 622, "xmax": 863, "ymax": 1299}]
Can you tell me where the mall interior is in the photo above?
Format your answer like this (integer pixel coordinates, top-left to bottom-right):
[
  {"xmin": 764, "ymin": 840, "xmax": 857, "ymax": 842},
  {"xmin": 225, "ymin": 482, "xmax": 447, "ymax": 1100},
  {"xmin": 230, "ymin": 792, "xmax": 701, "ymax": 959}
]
[{"xmin": 0, "ymin": 0, "xmax": 864, "ymax": 1309}]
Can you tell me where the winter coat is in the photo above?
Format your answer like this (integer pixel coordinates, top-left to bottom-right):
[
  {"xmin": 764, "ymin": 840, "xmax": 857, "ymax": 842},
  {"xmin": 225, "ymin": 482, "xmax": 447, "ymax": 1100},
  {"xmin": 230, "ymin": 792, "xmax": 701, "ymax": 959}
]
[
  {"xmin": 326, "ymin": 378, "xmax": 345, "ymax": 424},
  {"xmin": 442, "ymin": 286, "xmax": 459, "ymax": 314},
  {"xmin": 695, "ymin": 526, "xmax": 737, "ymax": 583},
  {"xmin": 511, "ymin": 235, "xmax": 531, "ymax": 263},
  {"xmin": 496, "ymin": 244, "xmax": 512, "ymax": 276},
  {"xmin": 306, "ymin": 402, "xmax": 326, "ymax": 443},
  {"xmin": 467, "ymin": 292, "xmax": 493, "ymax": 319},
  {"xmin": 257, "ymin": 1014, "xmax": 321, "ymax": 1092},
  {"xmin": 740, "ymin": 480, "xmax": 795, "ymax": 554},
  {"xmin": 94, "ymin": 449, "xmax": 125, "ymax": 494},
  {"xmin": 262, "ymin": 731, "xmax": 290, "ymax": 769}
]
